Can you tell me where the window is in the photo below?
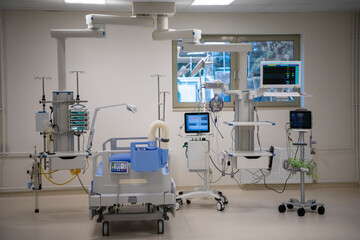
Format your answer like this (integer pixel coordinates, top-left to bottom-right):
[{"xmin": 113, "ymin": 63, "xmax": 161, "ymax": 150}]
[{"xmin": 172, "ymin": 35, "xmax": 301, "ymax": 109}]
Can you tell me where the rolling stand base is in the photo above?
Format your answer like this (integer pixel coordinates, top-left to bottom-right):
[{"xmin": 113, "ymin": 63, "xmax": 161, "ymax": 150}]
[
  {"xmin": 176, "ymin": 187, "xmax": 228, "ymax": 211},
  {"xmin": 278, "ymin": 198, "xmax": 325, "ymax": 216}
]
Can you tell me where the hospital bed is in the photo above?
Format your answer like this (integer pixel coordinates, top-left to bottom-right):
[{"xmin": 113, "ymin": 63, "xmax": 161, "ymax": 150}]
[{"xmin": 88, "ymin": 134, "xmax": 176, "ymax": 236}]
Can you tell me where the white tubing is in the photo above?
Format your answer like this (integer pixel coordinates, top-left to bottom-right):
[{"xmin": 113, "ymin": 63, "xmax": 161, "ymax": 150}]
[{"xmin": 148, "ymin": 120, "xmax": 169, "ymax": 149}]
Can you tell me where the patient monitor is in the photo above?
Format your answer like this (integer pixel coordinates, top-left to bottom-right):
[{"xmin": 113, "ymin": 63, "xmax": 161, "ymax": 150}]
[
  {"xmin": 260, "ymin": 61, "xmax": 301, "ymax": 88},
  {"xmin": 290, "ymin": 110, "xmax": 312, "ymax": 130},
  {"xmin": 184, "ymin": 112, "xmax": 210, "ymax": 134}
]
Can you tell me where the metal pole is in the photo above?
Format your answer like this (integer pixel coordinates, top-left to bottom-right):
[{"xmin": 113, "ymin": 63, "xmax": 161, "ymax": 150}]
[
  {"xmin": 151, "ymin": 74, "xmax": 165, "ymax": 143},
  {"xmin": 35, "ymin": 190, "xmax": 39, "ymax": 213},
  {"xmin": 162, "ymin": 92, "xmax": 166, "ymax": 121},
  {"xmin": 157, "ymin": 77, "xmax": 160, "ymax": 121},
  {"xmin": 300, "ymin": 131, "xmax": 305, "ymax": 204},
  {"xmin": 70, "ymin": 71, "xmax": 85, "ymax": 101},
  {"xmin": 76, "ymin": 72, "xmax": 79, "ymax": 100}
]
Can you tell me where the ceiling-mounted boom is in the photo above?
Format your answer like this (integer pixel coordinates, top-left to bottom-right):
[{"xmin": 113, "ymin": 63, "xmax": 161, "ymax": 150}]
[
  {"xmin": 86, "ymin": 14, "xmax": 154, "ymax": 29},
  {"xmin": 50, "ymin": 29, "xmax": 105, "ymax": 91}
]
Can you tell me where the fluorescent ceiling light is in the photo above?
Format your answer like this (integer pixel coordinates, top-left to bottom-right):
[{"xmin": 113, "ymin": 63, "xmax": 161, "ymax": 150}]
[
  {"xmin": 187, "ymin": 52, "xmax": 206, "ymax": 55},
  {"xmin": 203, "ymin": 42, "xmax": 226, "ymax": 45},
  {"xmin": 192, "ymin": 0, "xmax": 234, "ymax": 6},
  {"xmin": 65, "ymin": 0, "xmax": 105, "ymax": 4}
]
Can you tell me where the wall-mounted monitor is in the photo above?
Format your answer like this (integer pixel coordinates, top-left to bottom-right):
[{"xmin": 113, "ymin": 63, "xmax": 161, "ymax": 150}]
[
  {"xmin": 260, "ymin": 61, "xmax": 301, "ymax": 89},
  {"xmin": 184, "ymin": 112, "xmax": 210, "ymax": 134}
]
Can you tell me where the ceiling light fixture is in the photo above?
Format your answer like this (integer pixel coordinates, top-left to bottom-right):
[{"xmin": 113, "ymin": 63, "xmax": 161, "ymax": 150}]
[
  {"xmin": 191, "ymin": 0, "xmax": 235, "ymax": 6},
  {"xmin": 65, "ymin": 0, "xmax": 105, "ymax": 4}
]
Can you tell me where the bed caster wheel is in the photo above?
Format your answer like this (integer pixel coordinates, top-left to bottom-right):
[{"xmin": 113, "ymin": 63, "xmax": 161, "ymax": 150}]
[
  {"xmin": 278, "ymin": 204, "xmax": 286, "ymax": 213},
  {"xmin": 311, "ymin": 205, "xmax": 317, "ymax": 211},
  {"xmin": 286, "ymin": 204, "xmax": 294, "ymax": 209},
  {"xmin": 216, "ymin": 201, "xmax": 225, "ymax": 211},
  {"xmin": 175, "ymin": 202, "xmax": 180, "ymax": 211},
  {"xmin": 318, "ymin": 206, "xmax": 325, "ymax": 215},
  {"xmin": 102, "ymin": 221, "xmax": 109, "ymax": 236},
  {"xmin": 297, "ymin": 208, "xmax": 305, "ymax": 217},
  {"xmin": 157, "ymin": 219, "xmax": 164, "ymax": 234},
  {"xmin": 186, "ymin": 199, "xmax": 191, "ymax": 204},
  {"xmin": 220, "ymin": 195, "xmax": 228, "ymax": 205}
]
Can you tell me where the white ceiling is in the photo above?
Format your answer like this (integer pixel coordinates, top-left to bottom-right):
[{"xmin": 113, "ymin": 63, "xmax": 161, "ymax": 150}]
[{"xmin": 0, "ymin": 0, "xmax": 359, "ymax": 13}]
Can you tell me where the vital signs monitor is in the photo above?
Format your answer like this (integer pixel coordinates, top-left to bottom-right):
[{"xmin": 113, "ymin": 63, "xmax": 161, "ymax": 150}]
[
  {"xmin": 184, "ymin": 112, "xmax": 210, "ymax": 134},
  {"xmin": 260, "ymin": 61, "xmax": 301, "ymax": 88}
]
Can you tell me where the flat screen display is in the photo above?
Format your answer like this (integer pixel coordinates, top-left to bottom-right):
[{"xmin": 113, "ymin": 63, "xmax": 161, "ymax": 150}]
[
  {"xmin": 260, "ymin": 61, "xmax": 301, "ymax": 88},
  {"xmin": 290, "ymin": 110, "xmax": 312, "ymax": 129},
  {"xmin": 184, "ymin": 112, "xmax": 210, "ymax": 133}
]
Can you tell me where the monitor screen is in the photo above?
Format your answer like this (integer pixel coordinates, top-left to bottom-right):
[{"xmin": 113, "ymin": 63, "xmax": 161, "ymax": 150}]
[
  {"xmin": 260, "ymin": 61, "xmax": 301, "ymax": 88},
  {"xmin": 290, "ymin": 110, "xmax": 312, "ymax": 129},
  {"xmin": 184, "ymin": 112, "xmax": 210, "ymax": 133}
]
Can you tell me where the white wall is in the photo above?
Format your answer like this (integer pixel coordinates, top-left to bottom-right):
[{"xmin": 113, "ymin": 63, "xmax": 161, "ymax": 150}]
[{"xmin": 0, "ymin": 10, "xmax": 356, "ymax": 191}]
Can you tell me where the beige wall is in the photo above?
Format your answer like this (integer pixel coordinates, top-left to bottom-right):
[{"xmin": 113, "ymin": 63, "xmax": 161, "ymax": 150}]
[{"xmin": 0, "ymin": 10, "xmax": 357, "ymax": 191}]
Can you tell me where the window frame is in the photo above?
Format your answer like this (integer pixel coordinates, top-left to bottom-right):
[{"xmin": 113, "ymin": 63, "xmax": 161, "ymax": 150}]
[{"xmin": 172, "ymin": 34, "xmax": 301, "ymax": 110}]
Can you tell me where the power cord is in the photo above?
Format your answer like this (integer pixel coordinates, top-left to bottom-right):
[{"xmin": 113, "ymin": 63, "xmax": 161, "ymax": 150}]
[
  {"xmin": 260, "ymin": 169, "xmax": 292, "ymax": 194},
  {"xmin": 254, "ymin": 107, "xmax": 262, "ymax": 151}
]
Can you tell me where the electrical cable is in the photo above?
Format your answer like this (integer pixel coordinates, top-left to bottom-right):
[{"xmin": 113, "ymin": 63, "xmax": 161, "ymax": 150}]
[
  {"xmin": 294, "ymin": 134, "xmax": 301, "ymax": 158},
  {"xmin": 77, "ymin": 175, "xmax": 88, "ymax": 194},
  {"xmin": 40, "ymin": 164, "xmax": 77, "ymax": 186},
  {"xmin": 260, "ymin": 169, "xmax": 292, "ymax": 194},
  {"xmin": 196, "ymin": 172, "xmax": 205, "ymax": 180},
  {"xmin": 211, "ymin": 174, "xmax": 223, "ymax": 184},
  {"xmin": 41, "ymin": 169, "xmax": 58, "ymax": 175},
  {"xmin": 245, "ymin": 169, "xmax": 269, "ymax": 184},
  {"xmin": 209, "ymin": 155, "xmax": 238, "ymax": 175},
  {"xmin": 232, "ymin": 176, "xmax": 245, "ymax": 190},
  {"xmin": 209, "ymin": 112, "xmax": 224, "ymax": 138},
  {"xmin": 254, "ymin": 107, "xmax": 262, "ymax": 151}
]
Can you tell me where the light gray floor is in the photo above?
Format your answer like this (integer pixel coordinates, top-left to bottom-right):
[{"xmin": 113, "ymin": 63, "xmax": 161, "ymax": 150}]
[{"xmin": 0, "ymin": 184, "xmax": 360, "ymax": 240}]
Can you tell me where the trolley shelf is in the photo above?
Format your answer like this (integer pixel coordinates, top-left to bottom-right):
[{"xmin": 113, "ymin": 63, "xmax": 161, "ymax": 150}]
[
  {"xmin": 223, "ymin": 121, "xmax": 275, "ymax": 127},
  {"xmin": 225, "ymin": 150, "xmax": 273, "ymax": 157}
]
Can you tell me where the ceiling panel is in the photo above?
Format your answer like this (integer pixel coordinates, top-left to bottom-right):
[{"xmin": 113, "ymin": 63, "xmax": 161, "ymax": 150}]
[
  {"xmin": 21, "ymin": 1, "xmax": 67, "ymax": 10},
  {"xmin": 0, "ymin": 0, "xmax": 359, "ymax": 12},
  {"xmin": 222, "ymin": 4, "xmax": 264, "ymax": 12},
  {"xmin": 262, "ymin": 5, "xmax": 305, "ymax": 12}
]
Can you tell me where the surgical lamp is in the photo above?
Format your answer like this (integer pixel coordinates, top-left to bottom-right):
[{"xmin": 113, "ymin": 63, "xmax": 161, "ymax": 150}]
[{"xmin": 86, "ymin": 103, "xmax": 137, "ymax": 151}]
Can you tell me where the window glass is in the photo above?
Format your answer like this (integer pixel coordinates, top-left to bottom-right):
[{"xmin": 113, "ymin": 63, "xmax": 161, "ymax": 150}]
[
  {"xmin": 172, "ymin": 35, "xmax": 301, "ymax": 109},
  {"xmin": 245, "ymin": 41, "xmax": 298, "ymax": 103},
  {"xmin": 176, "ymin": 42, "xmax": 231, "ymax": 103}
]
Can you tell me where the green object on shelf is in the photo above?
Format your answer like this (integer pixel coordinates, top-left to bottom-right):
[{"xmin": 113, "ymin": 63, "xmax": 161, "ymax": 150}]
[{"xmin": 288, "ymin": 158, "xmax": 318, "ymax": 181}]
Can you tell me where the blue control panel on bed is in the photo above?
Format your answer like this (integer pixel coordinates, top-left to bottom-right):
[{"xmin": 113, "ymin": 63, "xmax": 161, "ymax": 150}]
[
  {"xmin": 110, "ymin": 161, "xmax": 129, "ymax": 174},
  {"xmin": 109, "ymin": 153, "xmax": 131, "ymax": 174}
]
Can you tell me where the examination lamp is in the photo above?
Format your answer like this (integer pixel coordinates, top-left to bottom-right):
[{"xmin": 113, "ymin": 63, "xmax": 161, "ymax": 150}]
[
  {"xmin": 190, "ymin": 55, "xmax": 212, "ymax": 77},
  {"xmin": 86, "ymin": 103, "xmax": 137, "ymax": 151},
  {"xmin": 177, "ymin": 64, "xmax": 190, "ymax": 77}
]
